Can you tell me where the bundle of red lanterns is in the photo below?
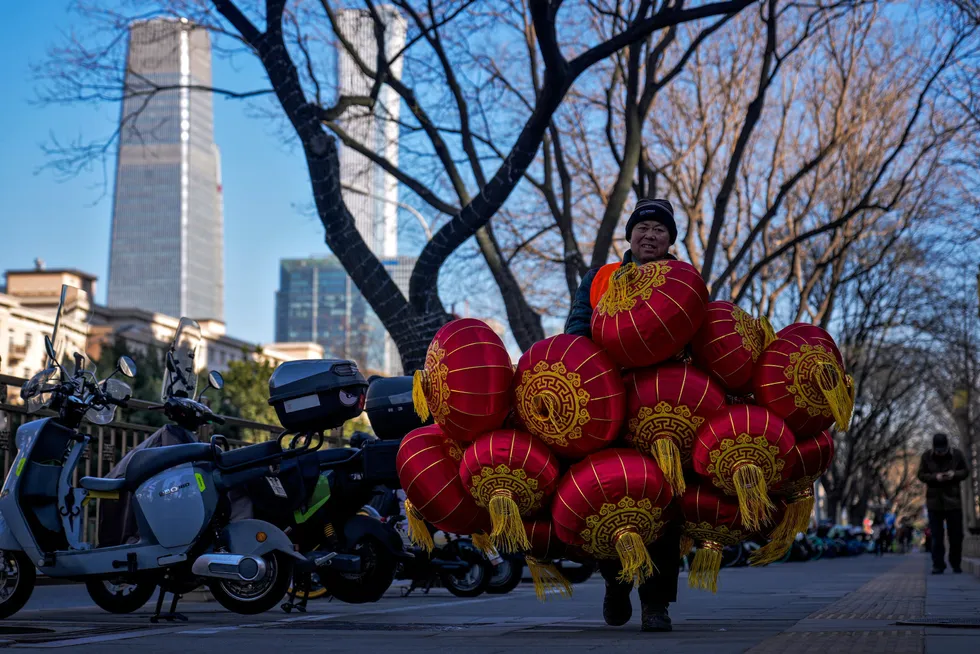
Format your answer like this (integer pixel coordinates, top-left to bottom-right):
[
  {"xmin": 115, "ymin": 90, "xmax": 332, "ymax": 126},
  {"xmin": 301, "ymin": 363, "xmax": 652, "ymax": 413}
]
[{"xmin": 398, "ymin": 262, "xmax": 850, "ymax": 600}]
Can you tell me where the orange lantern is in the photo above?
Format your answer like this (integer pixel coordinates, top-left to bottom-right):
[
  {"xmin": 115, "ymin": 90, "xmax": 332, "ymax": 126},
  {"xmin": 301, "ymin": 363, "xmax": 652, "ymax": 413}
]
[
  {"xmin": 591, "ymin": 260, "xmax": 709, "ymax": 369},
  {"xmin": 680, "ymin": 483, "xmax": 747, "ymax": 592},
  {"xmin": 513, "ymin": 335, "xmax": 625, "ymax": 459},
  {"xmin": 413, "ymin": 318, "xmax": 513, "ymax": 441},
  {"xmin": 753, "ymin": 327, "xmax": 853, "ymax": 438},
  {"xmin": 459, "ymin": 430, "xmax": 560, "ymax": 552},
  {"xmin": 552, "ymin": 448, "xmax": 673, "ymax": 585},
  {"xmin": 396, "ymin": 425, "xmax": 490, "ymax": 550},
  {"xmin": 691, "ymin": 301, "xmax": 775, "ymax": 395},
  {"xmin": 692, "ymin": 405, "xmax": 796, "ymax": 532},
  {"xmin": 523, "ymin": 519, "xmax": 573, "ymax": 601},
  {"xmin": 623, "ymin": 363, "xmax": 726, "ymax": 494}
]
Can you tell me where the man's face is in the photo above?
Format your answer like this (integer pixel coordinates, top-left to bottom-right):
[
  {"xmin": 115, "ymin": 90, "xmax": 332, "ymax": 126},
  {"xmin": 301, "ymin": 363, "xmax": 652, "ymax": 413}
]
[{"xmin": 630, "ymin": 220, "xmax": 671, "ymax": 265}]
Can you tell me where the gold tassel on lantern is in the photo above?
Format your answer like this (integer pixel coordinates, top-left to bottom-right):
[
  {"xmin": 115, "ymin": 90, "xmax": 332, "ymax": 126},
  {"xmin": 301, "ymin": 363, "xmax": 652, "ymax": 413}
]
[
  {"xmin": 530, "ymin": 393, "xmax": 563, "ymax": 435},
  {"xmin": 615, "ymin": 530, "xmax": 656, "ymax": 585},
  {"xmin": 759, "ymin": 316, "xmax": 778, "ymax": 348},
  {"xmin": 767, "ymin": 492, "xmax": 815, "ymax": 545},
  {"xmin": 679, "ymin": 535, "xmax": 694, "ymax": 560},
  {"xmin": 412, "ymin": 370, "xmax": 430, "ymax": 421},
  {"xmin": 652, "ymin": 439, "xmax": 686, "ymax": 495},
  {"xmin": 404, "ymin": 499, "xmax": 434, "ymax": 552},
  {"xmin": 749, "ymin": 537, "xmax": 793, "ymax": 566},
  {"xmin": 488, "ymin": 492, "xmax": 531, "ymax": 552},
  {"xmin": 471, "ymin": 532, "xmax": 494, "ymax": 556},
  {"xmin": 816, "ymin": 365, "xmax": 854, "ymax": 431},
  {"xmin": 732, "ymin": 464, "xmax": 774, "ymax": 532},
  {"xmin": 688, "ymin": 542, "xmax": 724, "ymax": 593},
  {"xmin": 526, "ymin": 557, "xmax": 573, "ymax": 601}
]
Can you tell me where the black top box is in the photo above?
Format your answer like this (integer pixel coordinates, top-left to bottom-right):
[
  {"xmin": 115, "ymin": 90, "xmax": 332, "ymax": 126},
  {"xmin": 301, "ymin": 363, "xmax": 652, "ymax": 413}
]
[
  {"xmin": 364, "ymin": 376, "xmax": 431, "ymax": 440},
  {"xmin": 268, "ymin": 359, "xmax": 368, "ymax": 432}
]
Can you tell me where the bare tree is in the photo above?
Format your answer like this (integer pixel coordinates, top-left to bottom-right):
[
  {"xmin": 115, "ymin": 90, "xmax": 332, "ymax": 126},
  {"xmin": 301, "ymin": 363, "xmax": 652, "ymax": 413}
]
[{"xmin": 39, "ymin": 0, "xmax": 760, "ymax": 368}]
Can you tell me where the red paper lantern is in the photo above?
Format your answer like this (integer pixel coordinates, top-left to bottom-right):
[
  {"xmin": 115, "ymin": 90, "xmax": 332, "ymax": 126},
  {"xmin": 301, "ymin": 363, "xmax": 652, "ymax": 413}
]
[
  {"xmin": 692, "ymin": 405, "xmax": 796, "ymax": 532},
  {"xmin": 691, "ymin": 301, "xmax": 773, "ymax": 395},
  {"xmin": 752, "ymin": 429, "xmax": 835, "ymax": 565},
  {"xmin": 623, "ymin": 363, "xmax": 726, "ymax": 494},
  {"xmin": 680, "ymin": 483, "xmax": 748, "ymax": 592},
  {"xmin": 754, "ymin": 329, "xmax": 853, "ymax": 438},
  {"xmin": 396, "ymin": 425, "xmax": 490, "ymax": 549},
  {"xmin": 459, "ymin": 430, "xmax": 560, "ymax": 552},
  {"xmin": 513, "ymin": 335, "xmax": 625, "ymax": 459},
  {"xmin": 552, "ymin": 448, "xmax": 673, "ymax": 585},
  {"xmin": 523, "ymin": 519, "xmax": 573, "ymax": 601},
  {"xmin": 413, "ymin": 318, "xmax": 513, "ymax": 441},
  {"xmin": 777, "ymin": 324, "xmax": 845, "ymax": 367},
  {"xmin": 591, "ymin": 261, "xmax": 709, "ymax": 369}
]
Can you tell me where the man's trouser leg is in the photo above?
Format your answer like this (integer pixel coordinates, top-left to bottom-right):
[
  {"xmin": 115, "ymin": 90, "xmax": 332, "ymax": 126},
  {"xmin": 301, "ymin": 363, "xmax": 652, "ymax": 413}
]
[
  {"xmin": 598, "ymin": 519, "xmax": 682, "ymax": 606},
  {"xmin": 636, "ymin": 520, "xmax": 682, "ymax": 607},
  {"xmin": 929, "ymin": 510, "xmax": 946, "ymax": 570},
  {"xmin": 947, "ymin": 509, "xmax": 964, "ymax": 570}
]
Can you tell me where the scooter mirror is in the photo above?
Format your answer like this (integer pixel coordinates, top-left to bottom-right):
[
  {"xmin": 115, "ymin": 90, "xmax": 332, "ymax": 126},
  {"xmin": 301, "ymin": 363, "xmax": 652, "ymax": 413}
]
[
  {"xmin": 207, "ymin": 370, "xmax": 224, "ymax": 391},
  {"xmin": 44, "ymin": 335, "xmax": 57, "ymax": 362},
  {"xmin": 118, "ymin": 356, "xmax": 137, "ymax": 379}
]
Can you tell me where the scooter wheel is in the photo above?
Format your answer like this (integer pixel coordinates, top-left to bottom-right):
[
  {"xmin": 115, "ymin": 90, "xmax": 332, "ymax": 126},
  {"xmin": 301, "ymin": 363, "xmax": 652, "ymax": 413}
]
[
  {"xmin": 0, "ymin": 550, "xmax": 36, "ymax": 620},
  {"xmin": 85, "ymin": 580, "xmax": 157, "ymax": 614},
  {"xmin": 323, "ymin": 537, "xmax": 396, "ymax": 604},
  {"xmin": 555, "ymin": 560, "xmax": 595, "ymax": 585},
  {"xmin": 486, "ymin": 557, "xmax": 523, "ymax": 595},
  {"xmin": 440, "ymin": 541, "xmax": 492, "ymax": 598},
  {"xmin": 208, "ymin": 552, "xmax": 293, "ymax": 615}
]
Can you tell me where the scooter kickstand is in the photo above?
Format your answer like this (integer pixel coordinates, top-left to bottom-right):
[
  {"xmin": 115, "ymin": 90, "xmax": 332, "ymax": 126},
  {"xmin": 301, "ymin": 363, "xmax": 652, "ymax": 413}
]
[{"xmin": 150, "ymin": 588, "xmax": 188, "ymax": 623}]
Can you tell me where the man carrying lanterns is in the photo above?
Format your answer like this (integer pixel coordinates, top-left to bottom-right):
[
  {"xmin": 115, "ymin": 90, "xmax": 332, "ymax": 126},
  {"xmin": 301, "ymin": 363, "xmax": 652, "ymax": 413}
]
[{"xmin": 565, "ymin": 198, "xmax": 682, "ymax": 633}]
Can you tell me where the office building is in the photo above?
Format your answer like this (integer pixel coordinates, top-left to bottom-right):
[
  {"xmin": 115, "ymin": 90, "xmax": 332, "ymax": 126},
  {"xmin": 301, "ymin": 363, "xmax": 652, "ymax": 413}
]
[{"xmin": 107, "ymin": 18, "xmax": 224, "ymax": 321}]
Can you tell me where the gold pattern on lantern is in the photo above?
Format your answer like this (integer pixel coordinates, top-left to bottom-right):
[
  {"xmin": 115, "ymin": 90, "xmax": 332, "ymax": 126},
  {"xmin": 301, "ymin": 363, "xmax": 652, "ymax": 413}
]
[
  {"xmin": 706, "ymin": 433, "xmax": 785, "ymax": 494},
  {"xmin": 780, "ymin": 474, "xmax": 821, "ymax": 498},
  {"xmin": 516, "ymin": 361, "xmax": 591, "ymax": 447},
  {"xmin": 423, "ymin": 342, "xmax": 451, "ymax": 423},
  {"xmin": 732, "ymin": 307, "xmax": 765, "ymax": 361},
  {"xmin": 682, "ymin": 522, "xmax": 744, "ymax": 547},
  {"xmin": 627, "ymin": 401, "xmax": 704, "ymax": 464},
  {"xmin": 784, "ymin": 344, "xmax": 841, "ymax": 418},
  {"xmin": 595, "ymin": 261, "xmax": 668, "ymax": 317},
  {"xmin": 579, "ymin": 497, "xmax": 664, "ymax": 559},
  {"xmin": 468, "ymin": 465, "xmax": 544, "ymax": 513},
  {"xmin": 445, "ymin": 440, "xmax": 465, "ymax": 462}
]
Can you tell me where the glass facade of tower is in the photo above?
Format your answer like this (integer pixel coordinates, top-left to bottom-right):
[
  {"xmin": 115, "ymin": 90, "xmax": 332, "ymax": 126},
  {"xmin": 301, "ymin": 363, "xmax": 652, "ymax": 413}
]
[
  {"xmin": 275, "ymin": 256, "xmax": 415, "ymax": 374},
  {"xmin": 107, "ymin": 18, "xmax": 224, "ymax": 320}
]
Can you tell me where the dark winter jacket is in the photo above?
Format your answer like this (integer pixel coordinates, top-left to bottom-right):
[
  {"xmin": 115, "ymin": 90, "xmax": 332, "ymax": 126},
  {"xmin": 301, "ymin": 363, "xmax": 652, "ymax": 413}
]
[
  {"xmin": 916, "ymin": 448, "xmax": 970, "ymax": 512},
  {"xmin": 564, "ymin": 250, "xmax": 676, "ymax": 339}
]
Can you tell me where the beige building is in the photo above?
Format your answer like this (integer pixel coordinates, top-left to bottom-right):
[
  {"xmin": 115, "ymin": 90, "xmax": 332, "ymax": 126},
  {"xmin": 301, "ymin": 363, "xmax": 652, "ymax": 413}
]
[{"xmin": 1, "ymin": 266, "xmax": 322, "ymax": 382}]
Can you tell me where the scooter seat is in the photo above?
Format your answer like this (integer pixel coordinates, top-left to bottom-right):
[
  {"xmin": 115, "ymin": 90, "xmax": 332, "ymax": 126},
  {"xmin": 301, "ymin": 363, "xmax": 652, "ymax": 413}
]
[
  {"xmin": 125, "ymin": 443, "xmax": 214, "ymax": 490},
  {"xmin": 79, "ymin": 476, "xmax": 127, "ymax": 492}
]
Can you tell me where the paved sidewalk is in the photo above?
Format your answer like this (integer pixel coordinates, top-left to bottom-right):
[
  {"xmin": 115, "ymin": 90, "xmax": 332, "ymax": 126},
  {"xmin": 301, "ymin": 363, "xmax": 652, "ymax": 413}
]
[{"xmin": 4, "ymin": 554, "xmax": 979, "ymax": 652}]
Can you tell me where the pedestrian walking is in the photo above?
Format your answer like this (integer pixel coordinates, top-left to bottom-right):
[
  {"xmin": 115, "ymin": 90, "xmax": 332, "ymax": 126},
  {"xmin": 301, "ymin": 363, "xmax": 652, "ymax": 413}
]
[
  {"xmin": 916, "ymin": 433, "xmax": 970, "ymax": 574},
  {"xmin": 565, "ymin": 198, "xmax": 680, "ymax": 633}
]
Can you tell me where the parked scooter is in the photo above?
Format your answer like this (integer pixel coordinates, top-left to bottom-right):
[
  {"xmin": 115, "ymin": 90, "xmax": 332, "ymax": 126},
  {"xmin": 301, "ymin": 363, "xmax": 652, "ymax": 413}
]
[
  {"xmin": 240, "ymin": 364, "xmax": 412, "ymax": 612},
  {"xmin": 0, "ymin": 286, "xmax": 312, "ymax": 622},
  {"xmin": 87, "ymin": 317, "xmax": 226, "ymax": 614}
]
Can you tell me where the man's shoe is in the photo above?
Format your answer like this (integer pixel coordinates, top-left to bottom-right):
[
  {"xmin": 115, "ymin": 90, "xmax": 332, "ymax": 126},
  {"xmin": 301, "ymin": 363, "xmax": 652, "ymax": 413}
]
[
  {"xmin": 931, "ymin": 568, "xmax": 944, "ymax": 575},
  {"xmin": 641, "ymin": 603, "xmax": 673, "ymax": 632},
  {"xmin": 602, "ymin": 584, "xmax": 632, "ymax": 627},
  {"xmin": 953, "ymin": 567, "xmax": 963, "ymax": 574}
]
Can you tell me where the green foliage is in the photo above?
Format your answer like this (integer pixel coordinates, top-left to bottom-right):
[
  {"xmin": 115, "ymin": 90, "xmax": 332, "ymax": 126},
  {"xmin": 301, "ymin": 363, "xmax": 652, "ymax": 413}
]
[
  {"xmin": 215, "ymin": 347, "xmax": 281, "ymax": 442},
  {"xmin": 94, "ymin": 336, "xmax": 167, "ymax": 427}
]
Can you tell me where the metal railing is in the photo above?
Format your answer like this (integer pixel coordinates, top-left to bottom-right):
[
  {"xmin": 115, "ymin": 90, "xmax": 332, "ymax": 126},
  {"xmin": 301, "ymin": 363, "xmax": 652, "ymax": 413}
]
[{"xmin": 0, "ymin": 374, "xmax": 343, "ymax": 544}]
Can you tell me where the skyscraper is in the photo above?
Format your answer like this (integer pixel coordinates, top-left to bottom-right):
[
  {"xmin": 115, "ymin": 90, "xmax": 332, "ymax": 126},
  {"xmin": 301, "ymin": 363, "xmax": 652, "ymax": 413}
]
[
  {"xmin": 107, "ymin": 18, "xmax": 224, "ymax": 320},
  {"xmin": 336, "ymin": 7, "xmax": 406, "ymax": 259}
]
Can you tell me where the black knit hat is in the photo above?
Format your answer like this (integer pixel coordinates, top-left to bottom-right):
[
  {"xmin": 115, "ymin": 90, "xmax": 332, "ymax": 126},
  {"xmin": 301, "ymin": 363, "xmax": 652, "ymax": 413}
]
[{"xmin": 626, "ymin": 198, "xmax": 676, "ymax": 244}]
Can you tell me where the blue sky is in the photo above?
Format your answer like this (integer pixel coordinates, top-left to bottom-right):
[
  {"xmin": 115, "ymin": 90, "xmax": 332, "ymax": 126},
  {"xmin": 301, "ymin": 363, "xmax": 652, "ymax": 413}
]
[{"xmin": 0, "ymin": 1, "xmax": 363, "ymax": 345}]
